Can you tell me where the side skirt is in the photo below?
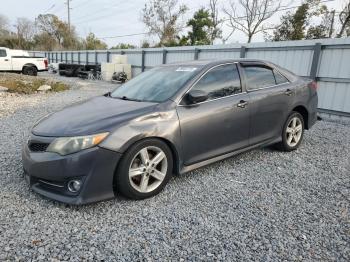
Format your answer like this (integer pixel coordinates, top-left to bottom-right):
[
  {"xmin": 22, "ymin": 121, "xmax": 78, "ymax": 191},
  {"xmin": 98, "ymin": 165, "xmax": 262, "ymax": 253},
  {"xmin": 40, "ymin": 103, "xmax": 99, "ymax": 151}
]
[{"xmin": 179, "ymin": 137, "xmax": 281, "ymax": 175}]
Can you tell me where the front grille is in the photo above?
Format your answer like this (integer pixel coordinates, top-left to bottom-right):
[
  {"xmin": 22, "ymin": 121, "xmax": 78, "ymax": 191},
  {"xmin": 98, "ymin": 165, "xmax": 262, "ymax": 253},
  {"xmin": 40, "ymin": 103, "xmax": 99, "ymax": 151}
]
[{"xmin": 29, "ymin": 142, "xmax": 49, "ymax": 152}]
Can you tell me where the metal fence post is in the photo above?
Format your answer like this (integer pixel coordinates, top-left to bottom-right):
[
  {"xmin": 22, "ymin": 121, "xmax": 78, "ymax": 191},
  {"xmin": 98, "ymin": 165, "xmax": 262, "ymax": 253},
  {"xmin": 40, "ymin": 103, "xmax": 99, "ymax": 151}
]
[
  {"xmin": 86, "ymin": 51, "xmax": 89, "ymax": 64},
  {"xmin": 310, "ymin": 43, "xmax": 322, "ymax": 80},
  {"xmin": 162, "ymin": 49, "xmax": 167, "ymax": 64},
  {"xmin": 95, "ymin": 51, "xmax": 98, "ymax": 65},
  {"xmin": 71, "ymin": 52, "xmax": 73, "ymax": 63},
  {"xmin": 141, "ymin": 50, "xmax": 146, "ymax": 72},
  {"xmin": 65, "ymin": 52, "xmax": 68, "ymax": 63},
  {"xmin": 107, "ymin": 51, "xmax": 110, "ymax": 62},
  {"xmin": 60, "ymin": 52, "xmax": 63, "ymax": 62},
  {"xmin": 194, "ymin": 48, "xmax": 200, "ymax": 60},
  {"xmin": 78, "ymin": 52, "xmax": 80, "ymax": 64},
  {"xmin": 240, "ymin": 46, "xmax": 246, "ymax": 58},
  {"xmin": 55, "ymin": 52, "xmax": 57, "ymax": 62}
]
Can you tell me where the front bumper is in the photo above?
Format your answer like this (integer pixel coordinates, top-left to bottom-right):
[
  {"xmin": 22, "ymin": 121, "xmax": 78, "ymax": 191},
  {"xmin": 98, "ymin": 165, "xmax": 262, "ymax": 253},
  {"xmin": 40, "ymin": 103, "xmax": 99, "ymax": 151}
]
[{"xmin": 22, "ymin": 135, "xmax": 122, "ymax": 205}]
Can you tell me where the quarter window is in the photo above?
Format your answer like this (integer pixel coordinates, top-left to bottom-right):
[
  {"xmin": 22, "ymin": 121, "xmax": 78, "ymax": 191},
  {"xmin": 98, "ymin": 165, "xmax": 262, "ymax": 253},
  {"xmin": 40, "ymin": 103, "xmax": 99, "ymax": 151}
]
[
  {"xmin": 191, "ymin": 64, "xmax": 242, "ymax": 101},
  {"xmin": 243, "ymin": 66, "xmax": 276, "ymax": 90},
  {"xmin": 274, "ymin": 70, "xmax": 289, "ymax": 84},
  {"xmin": 0, "ymin": 49, "xmax": 7, "ymax": 57}
]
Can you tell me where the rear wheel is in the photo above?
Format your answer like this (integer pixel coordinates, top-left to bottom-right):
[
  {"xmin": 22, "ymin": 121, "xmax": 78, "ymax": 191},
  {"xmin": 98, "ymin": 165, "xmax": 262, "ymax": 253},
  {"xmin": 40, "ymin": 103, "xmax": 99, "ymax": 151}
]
[
  {"xmin": 22, "ymin": 66, "xmax": 37, "ymax": 76},
  {"xmin": 115, "ymin": 139, "xmax": 173, "ymax": 199},
  {"xmin": 276, "ymin": 111, "xmax": 304, "ymax": 151}
]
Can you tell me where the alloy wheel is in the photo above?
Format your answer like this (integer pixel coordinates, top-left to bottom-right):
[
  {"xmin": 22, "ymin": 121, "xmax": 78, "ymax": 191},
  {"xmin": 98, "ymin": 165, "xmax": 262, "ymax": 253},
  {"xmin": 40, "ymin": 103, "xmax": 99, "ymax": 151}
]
[
  {"xmin": 286, "ymin": 117, "xmax": 303, "ymax": 147},
  {"xmin": 128, "ymin": 146, "xmax": 168, "ymax": 193}
]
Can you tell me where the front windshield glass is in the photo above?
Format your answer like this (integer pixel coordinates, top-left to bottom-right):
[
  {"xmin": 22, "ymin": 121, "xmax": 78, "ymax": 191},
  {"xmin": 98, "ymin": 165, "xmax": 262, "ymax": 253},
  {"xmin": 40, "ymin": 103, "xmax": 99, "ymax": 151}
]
[{"xmin": 110, "ymin": 66, "xmax": 199, "ymax": 102}]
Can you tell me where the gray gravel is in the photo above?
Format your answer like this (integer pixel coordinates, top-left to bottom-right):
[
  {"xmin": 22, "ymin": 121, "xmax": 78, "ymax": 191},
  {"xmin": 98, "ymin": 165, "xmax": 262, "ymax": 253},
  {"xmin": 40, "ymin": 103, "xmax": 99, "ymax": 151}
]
[{"xmin": 0, "ymin": 75, "xmax": 349, "ymax": 261}]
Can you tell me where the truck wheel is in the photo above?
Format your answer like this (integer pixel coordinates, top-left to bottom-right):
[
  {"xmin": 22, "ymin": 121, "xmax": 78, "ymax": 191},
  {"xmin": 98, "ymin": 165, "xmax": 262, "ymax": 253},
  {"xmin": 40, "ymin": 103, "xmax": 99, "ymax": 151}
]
[{"xmin": 22, "ymin": 66, "xmax": 38, "ymax": 76}]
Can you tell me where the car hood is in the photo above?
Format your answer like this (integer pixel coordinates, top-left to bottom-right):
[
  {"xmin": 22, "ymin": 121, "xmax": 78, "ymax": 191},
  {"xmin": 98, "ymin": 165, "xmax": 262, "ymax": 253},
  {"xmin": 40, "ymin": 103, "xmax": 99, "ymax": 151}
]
[{"xmin": 32, "ymin": 96, "xmax": 157, "ymax": 137}]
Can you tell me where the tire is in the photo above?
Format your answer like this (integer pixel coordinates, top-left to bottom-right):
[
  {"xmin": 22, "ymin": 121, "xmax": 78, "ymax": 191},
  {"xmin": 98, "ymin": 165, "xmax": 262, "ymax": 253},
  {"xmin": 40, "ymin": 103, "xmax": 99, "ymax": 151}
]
[
  {"xmin": 276, "ymin": 111, "xmax": 305, "ymax": 152},
  {"xmin": 115, "ymin": 138, "xmax": 173, "ymax": 200},
  {"xmin": 22, "ymin": 66, "xmax": 37, "ymax": 76}
]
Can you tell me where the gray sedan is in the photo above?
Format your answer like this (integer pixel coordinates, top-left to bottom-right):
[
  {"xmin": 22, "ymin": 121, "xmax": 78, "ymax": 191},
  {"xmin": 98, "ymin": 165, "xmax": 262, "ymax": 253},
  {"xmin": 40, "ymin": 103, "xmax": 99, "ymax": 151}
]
[{"xmin": 22, "ymin": 59, "xmax": 318, "ymax": 204}]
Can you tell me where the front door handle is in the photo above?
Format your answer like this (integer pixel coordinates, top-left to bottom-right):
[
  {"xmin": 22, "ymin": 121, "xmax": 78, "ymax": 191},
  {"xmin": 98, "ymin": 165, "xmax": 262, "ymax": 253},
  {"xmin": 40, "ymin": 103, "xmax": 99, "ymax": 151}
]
[
  {"xmin": 285, "ymin": 89, "xmax": 293, "ymax": 96},
  {"xmin": 237, "ymin": 100, "xmax": 248, "ymax": 108},
  {"xmin": 4, "ymin": 59, "xmax": 9, "ymax": 61}
]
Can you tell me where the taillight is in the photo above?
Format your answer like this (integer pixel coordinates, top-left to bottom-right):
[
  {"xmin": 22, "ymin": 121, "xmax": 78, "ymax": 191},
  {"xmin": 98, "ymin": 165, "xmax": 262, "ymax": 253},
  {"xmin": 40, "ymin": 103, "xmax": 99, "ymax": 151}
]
[
  {"xmin": 44, "ymin": 59, "xmax": 48, "ymax": 69},
  {"xmin": 308, "ymin": 81, "xmax": 318, "ymax": 90}
]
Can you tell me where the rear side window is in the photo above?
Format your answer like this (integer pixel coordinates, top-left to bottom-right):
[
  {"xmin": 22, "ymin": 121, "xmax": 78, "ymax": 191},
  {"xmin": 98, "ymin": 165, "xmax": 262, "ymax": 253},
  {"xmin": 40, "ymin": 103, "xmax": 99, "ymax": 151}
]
[
  {"xmin": 274, "ymin": 70, "xmax": 289, "ymax": 84},
  {"xmin": 191, "ymin": 64, "xmax": 242, "ymax": 101},
  {"xmin": 243, "ymin": 66, "xmax": 276, "ymax": 90},
  {"xmin": 0, "ymin": 49, "xmax": 7, "ymax": 57}
]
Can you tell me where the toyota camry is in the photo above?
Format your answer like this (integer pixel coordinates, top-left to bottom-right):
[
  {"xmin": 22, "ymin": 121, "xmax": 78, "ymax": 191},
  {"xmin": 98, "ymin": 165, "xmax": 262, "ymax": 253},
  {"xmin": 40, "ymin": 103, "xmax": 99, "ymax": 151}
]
[{"xmin": 22, "ymin": 59, "xmax": 318, "ymax": 204}]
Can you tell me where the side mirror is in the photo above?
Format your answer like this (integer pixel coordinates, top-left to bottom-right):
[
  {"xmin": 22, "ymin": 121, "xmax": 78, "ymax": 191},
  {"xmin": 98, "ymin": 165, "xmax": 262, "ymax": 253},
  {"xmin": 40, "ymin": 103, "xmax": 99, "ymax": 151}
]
[{"xmin": 187, "ymin": 90, "xmax": 208, "ymax": 104}]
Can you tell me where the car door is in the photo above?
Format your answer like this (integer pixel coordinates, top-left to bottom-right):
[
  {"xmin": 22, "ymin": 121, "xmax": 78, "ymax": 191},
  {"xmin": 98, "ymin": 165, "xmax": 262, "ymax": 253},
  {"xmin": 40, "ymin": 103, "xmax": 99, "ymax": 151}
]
[
  {"xmin": 176, "ymin": 63, "xmax": 250, "ymax": 165},
  {"xmin": 0, "ymin": 49, "xmax": 11, "ymax": 71},
  {"xmin": 239, "ymin": 63, "xmax": 293, "ymax": 145}
]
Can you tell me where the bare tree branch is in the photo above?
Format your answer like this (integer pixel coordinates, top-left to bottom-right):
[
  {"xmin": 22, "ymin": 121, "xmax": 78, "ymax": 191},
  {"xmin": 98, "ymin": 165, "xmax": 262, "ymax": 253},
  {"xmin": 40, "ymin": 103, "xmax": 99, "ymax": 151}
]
[
  {"xmin": 337, "ymin": 0, "xmax": 350, "ymax": 37},
  {"xmin": 223, "ymin": 0, "xmax": 282, "ymax": 43}
]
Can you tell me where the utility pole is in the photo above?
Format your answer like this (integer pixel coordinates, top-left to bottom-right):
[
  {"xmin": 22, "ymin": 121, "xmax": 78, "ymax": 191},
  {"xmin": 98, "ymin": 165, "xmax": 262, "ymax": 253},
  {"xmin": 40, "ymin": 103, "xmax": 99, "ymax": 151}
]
[
  {"xmin": 65, "ymin": 0, "xmax": 71, "ymax": 32},
  {"xmin": 329, "ymin": 10, "xmax": 335, "ymax": 38}
]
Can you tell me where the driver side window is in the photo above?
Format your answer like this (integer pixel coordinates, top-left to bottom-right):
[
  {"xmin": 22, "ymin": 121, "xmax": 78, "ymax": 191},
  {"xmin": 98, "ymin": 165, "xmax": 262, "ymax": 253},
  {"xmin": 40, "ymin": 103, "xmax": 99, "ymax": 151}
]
[{"xmin": 191, "ymin": 64, "xmax": 242, "ymax": 101}]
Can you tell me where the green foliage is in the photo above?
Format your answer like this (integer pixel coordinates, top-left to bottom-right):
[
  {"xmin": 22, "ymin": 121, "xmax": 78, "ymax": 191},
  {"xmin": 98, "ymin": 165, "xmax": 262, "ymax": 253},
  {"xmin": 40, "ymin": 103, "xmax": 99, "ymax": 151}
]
[
  {"xmin": 83, "ymin": 33, "xmax": 108, "ymax": 50},
  {"xmin": 110, "ymin": 43, "xmax": 136, "ymax": 49},
  {"xmin": 187, "ymin": 8, "xmax": 213, "ymax": 45},
  {"xmin": 268, "ymin": 0, "xmax": 331, "ymax": 41}
]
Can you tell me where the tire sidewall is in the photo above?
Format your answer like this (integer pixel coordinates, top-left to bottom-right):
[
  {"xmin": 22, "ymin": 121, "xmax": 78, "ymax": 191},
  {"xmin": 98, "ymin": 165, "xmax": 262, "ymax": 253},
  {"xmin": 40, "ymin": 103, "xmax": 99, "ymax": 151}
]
[
  {"xmin": 282, "ymin": 112, "xmax": 305, "ymax": 151},
  {"xmin": 115, "ymin": 139, "xmax": 173, "ymax": 199}
]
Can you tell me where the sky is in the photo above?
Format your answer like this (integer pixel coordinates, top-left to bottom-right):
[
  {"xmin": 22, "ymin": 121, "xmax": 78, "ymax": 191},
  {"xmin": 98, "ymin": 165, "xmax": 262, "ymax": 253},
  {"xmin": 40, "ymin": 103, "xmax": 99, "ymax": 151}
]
[{"xmin": 1, "ymin": 0, "xmax": 345, "ymax": 47}]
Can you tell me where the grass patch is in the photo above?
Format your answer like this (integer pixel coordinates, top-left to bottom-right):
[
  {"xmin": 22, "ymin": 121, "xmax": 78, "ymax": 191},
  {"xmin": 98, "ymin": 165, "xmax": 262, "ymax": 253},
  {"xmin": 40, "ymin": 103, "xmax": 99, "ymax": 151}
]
[{"xmin": 0, "ymin": 73, "xmax": 69, "ymax": 94}]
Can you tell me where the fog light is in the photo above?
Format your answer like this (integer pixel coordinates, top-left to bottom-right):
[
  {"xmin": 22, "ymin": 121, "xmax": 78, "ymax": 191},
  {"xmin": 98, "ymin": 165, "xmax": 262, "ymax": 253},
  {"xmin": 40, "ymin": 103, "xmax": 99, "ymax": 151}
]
[{"xmin": 67, "ymin": 180, "xmax": 82, "ymax": 193}]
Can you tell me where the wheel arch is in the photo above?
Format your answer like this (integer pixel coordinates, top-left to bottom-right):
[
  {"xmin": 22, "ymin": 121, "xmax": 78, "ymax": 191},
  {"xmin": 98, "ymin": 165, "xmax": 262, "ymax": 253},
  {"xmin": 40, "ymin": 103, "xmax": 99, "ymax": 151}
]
[
  {"xmin": 22, "ymin": 63, "xmax": 38, "ymax": 71},
  {"xmin": 292, "ymin": 105, "xmax": 309, "ymax": 129}
]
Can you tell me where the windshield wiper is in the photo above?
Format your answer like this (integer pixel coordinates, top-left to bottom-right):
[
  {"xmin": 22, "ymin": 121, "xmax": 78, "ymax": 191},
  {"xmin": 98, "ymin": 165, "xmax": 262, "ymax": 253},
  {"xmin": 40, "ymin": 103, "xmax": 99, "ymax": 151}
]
[{"xmin": 114, "ymin": 96, "xmax": 142, "ymax": 102}]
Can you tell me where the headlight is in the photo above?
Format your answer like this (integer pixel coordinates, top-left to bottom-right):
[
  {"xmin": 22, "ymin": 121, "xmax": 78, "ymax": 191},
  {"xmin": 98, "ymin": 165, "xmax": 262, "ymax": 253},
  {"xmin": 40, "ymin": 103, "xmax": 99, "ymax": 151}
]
[{"xmin": 46, "ymin": 132, "xmax": 109, "ymax": 155}]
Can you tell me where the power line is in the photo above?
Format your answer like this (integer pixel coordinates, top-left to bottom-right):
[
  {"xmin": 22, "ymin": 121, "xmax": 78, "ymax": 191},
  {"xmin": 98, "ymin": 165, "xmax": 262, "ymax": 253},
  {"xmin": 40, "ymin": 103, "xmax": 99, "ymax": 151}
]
[
  {"xmin": 99, "ymin": 32, "xmax": 149, "ymax": 39},
  {"xmin": 43, "ymin": 4, "xmax": 55, "ymax": 13}
]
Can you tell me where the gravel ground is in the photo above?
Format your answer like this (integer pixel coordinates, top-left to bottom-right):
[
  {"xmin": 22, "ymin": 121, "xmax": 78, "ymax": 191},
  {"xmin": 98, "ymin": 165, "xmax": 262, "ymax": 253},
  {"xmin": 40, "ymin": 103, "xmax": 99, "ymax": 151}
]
[{"xmin": 0, "ymin": 74, "xmax": 349, "ymax": 261}]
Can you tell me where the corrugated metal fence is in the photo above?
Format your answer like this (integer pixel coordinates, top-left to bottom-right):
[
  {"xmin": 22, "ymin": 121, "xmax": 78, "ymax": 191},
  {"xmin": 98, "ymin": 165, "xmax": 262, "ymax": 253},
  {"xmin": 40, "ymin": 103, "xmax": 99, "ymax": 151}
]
[{"xmin": 30, "ymin": 38, "xmax": 350, "ymax": 117}]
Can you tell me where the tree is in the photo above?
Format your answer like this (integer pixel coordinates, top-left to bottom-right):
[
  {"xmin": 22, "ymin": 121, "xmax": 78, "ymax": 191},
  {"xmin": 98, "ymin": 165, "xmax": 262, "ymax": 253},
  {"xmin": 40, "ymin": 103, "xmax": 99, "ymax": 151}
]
[
  {"xmin": 223, "ymin": 0, "xmax": 282, "ymax": 43},
  {"xmin": 306, "ymin": 7, "xmax": 333, "ymax": 39},
  {"xmin": 187, "ymin": 8, "xmax": 213, "ymax": 45},
  {"xmin": 111, "ymin": 43, "xmax": 136, "ymax": 49},
  {"xmin": 141, "ymin": 0, "xmax": 188, "ymax": 46},
  {"xmin": 35, "ymin": 14, "xmax": 78, "ymax": 50},
  {"xmin": 267, "ymin": 0, "xmax": 331, "ymax": 41},
  {"xmin": 337, "ymin": 1, "xmax": 350, "ymax": 37},
  {"xmin": 83, "ymin": 33, "xmax": 108, "ymax": 50},
  {"xmin": 208, "ymin": 0, "xmax": 223, "ymax": 44},
  {"xmin": 0, "ymin": 14, "xmax": 9, "ymax": 36},
  {"xmin": 15, "ymin": 17, "xmax": 36, "ymax": 49}
]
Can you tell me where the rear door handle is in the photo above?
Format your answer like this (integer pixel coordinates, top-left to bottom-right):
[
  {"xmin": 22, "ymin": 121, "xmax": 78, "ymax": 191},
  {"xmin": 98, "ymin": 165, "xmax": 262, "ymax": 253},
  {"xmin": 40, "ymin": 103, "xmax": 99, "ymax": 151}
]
[
  {"xmin": 237, "ymin": 100, "xmax": 248, "ymax": 108},
  {"xmin": 4, "ymin": 59, "xmax": 9, "ymax": 61},
  {"xmin": 285, "ymin": 89, "xmax": 293, "ymax": 96}
]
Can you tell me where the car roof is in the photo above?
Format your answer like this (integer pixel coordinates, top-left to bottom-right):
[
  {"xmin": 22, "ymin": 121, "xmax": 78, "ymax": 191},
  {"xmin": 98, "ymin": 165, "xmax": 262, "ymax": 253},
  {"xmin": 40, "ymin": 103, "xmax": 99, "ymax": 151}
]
[{"xmin": 159, "ymin": 58, "xmax": 269, "ymax": 68}]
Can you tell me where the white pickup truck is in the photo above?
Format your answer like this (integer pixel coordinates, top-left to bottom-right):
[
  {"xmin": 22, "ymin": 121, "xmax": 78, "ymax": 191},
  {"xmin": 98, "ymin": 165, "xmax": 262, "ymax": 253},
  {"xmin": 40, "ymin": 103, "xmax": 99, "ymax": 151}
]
[{"xmin": 0, "ymin": 47, "xmax": 48, "ymax": 76}]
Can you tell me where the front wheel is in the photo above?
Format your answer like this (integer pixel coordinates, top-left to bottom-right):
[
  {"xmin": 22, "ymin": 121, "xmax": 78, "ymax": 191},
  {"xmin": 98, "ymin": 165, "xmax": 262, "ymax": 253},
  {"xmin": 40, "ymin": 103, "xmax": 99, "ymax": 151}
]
[
  {"xmin": 276, "ymin": 112, "xmax": 304, "ymax": 151},
  {"xmin": 115, "ymin": 139, "xmax": 173, "ymax": 199}
]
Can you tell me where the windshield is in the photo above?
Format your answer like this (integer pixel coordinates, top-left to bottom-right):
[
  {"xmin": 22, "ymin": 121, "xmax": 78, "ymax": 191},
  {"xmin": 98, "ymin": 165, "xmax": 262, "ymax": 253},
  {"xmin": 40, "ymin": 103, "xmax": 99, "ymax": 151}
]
[{"xmin": 110, "ymin": 66, "xmax": 199, "ymax": 102}]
